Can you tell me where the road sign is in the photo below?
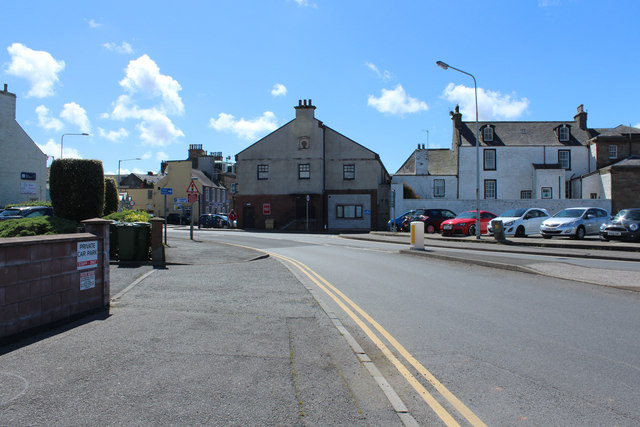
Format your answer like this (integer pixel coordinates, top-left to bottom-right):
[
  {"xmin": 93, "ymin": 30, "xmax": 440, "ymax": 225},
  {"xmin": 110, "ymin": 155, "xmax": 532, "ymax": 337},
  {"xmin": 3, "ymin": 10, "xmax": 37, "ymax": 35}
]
[
  {"xmin": 188, "ymin": 193, "xmax": 198, "ymax": 203},
  {"xmin": 186, "ymin": 180, "xmax": 199, "ymax": 194},
  {"xmin": 161, "ymin": 187, "xmax": 173, "ymax": 195},
  {"xmin": 263, "ymin": 203, "xmax": 271, "ymax": 215},
  {"xmin": 174, "ymin": 197, "xmax": 188, "ymax": 203},
  {"xmin": 129, "ymin": 199, "xmax": 135, "ymax": 207}
]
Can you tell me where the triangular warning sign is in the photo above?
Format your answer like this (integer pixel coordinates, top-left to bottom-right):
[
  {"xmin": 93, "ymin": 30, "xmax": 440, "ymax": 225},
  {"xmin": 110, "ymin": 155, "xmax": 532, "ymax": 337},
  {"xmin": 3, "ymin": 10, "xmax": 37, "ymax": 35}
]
[{"xmin": 186, "ymin": 180, "xmax": 199, "ymax": 193}]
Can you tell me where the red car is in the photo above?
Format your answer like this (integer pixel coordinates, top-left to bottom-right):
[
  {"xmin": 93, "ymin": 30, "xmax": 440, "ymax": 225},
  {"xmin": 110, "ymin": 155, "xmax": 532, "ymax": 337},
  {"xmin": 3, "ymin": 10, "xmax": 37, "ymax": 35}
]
[{"xmin": 440, "ymin": 210, "xmax": 497, "ymax": 236}]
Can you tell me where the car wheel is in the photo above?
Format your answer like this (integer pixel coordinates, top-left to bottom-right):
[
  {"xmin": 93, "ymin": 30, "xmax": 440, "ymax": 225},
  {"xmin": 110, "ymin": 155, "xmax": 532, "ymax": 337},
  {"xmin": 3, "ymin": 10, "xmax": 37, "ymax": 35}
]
[
  {"xmin": 426, "ymin": 224, "xmax": 436, "ymax": 233},
  {"xmin": 467, "ymin": 224, "xmax": 476, "ymax": 236},
  {"xmin": 515, "ymin": 226, "xmax": 526, "ymax": 238},
  {"xmin": 574, "ymin": 226, "xmax": 586, "ymax": 240}
]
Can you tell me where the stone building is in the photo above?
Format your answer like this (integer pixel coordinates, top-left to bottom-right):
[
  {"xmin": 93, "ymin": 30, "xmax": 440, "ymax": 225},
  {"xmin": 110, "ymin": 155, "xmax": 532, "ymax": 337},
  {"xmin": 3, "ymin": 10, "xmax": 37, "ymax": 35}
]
[
  {"xmin": 235, "ymin": 100, "xmax": 390, "ymax": 231},
  {"xmin": 0, "ymin": 84, "xmax": 48, "ymax": 207}
]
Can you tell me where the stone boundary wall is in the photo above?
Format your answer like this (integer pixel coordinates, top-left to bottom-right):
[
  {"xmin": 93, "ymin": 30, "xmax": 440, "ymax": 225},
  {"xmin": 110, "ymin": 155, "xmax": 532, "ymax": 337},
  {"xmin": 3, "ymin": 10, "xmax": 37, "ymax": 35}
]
[{"xmin": 0, "ymin": 219, "xmax": 111, "ymax": 341}]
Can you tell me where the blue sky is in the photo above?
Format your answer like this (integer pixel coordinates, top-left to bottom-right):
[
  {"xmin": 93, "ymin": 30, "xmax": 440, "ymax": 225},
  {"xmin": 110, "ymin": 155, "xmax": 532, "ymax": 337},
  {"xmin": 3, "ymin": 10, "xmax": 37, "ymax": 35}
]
[{"xmin": 2, "ymin": 0, "xmax": 639, "ymax": 176}]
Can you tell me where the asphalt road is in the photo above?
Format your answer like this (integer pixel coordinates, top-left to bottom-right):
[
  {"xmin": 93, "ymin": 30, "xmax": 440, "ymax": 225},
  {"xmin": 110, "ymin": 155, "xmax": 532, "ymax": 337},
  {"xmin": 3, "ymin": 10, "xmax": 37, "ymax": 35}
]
[{"xmin": 195, "ymin": 229, "xmax": 640, "ymax": 426}]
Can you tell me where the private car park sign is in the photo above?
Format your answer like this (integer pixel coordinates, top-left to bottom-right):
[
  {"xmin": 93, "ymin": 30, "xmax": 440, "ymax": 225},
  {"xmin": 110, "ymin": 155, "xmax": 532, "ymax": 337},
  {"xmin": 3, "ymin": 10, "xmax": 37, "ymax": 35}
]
[{"xmin": 77, "ymin": 240, "xmax": 98, "ymax": 291}]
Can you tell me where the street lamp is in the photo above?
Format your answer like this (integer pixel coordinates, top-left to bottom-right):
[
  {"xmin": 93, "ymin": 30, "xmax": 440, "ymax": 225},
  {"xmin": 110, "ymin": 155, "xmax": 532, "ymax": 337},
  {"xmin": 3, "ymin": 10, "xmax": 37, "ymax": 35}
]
[
  {"xmin": 436, "ymin": 60, "xmax": 481, "ymax": 239},
  {"xmin": 117, "ymin": 157, "xmax": 142, "ymax": 189},
  {"xmin": 60, "ymin": 133, "xmax": 89, "ymax": 159}
]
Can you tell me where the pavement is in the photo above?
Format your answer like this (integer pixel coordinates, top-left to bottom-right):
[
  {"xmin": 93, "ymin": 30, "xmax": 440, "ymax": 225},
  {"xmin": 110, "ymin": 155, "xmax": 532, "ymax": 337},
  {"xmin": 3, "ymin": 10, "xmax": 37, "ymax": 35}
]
[{"xmin": 1, "ymin": 230, "xmax": 638, "ymax": 425}]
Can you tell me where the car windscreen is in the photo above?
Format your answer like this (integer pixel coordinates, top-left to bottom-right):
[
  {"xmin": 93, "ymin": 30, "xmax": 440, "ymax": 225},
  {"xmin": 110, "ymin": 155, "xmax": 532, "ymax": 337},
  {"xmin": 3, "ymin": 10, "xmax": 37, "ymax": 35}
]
[
  {"xmin": 456, "ymin": 211, "xmax": 476, "ymax": 219},
  {"xmin": 616, "ymin": 210, "xmax": 640, "ymax": 221},
  {"xmin": 554, "ymin": 208, "xmax": 585, "ymax": 218},
  {"xmin": 499, "ymin": 208, "xmax": 527, "ymax": 218},
  {"xmin": 0, "ymin": 209, "xmax": 21, "ymax": 216}
]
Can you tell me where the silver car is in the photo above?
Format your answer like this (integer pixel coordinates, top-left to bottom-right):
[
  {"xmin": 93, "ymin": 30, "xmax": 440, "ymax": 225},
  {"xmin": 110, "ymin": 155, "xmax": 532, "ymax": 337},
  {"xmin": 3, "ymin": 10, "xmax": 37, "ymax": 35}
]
[{"xmin": 540, "ymin": 207, "xmax": 610, "ymax": 239}]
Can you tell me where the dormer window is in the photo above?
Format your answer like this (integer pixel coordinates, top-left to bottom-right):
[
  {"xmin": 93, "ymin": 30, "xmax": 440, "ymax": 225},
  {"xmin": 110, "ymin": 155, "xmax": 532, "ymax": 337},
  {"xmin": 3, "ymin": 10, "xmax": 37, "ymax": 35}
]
[
  {"xmin": 482, "ymin": 125, "xmax": 494, "ymax": 142},
  {"xmin": 558, "ymin": 125, "xmax": 570, "ymax": 142}
]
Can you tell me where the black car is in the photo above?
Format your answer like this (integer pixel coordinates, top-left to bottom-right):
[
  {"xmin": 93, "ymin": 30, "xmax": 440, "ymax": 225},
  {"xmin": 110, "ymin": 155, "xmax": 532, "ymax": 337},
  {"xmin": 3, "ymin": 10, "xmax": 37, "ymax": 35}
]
[
  {"xmin": 409, "ymin": 208, "xmax": 457, "ymax": 233},
  {"xmin": 166, "ymin": 213, "xmax": 187, "ymax": 225},
  {"xmin": 0, "ymin": 206, "xmax": 53, "ymax": 221},
  {"xmin": 600, "ymin": 208, "xmax": 640, "ymax": 241},
  {"xmin": 198, "ymin": 214, "xmax": 229, "ymax": 229}
]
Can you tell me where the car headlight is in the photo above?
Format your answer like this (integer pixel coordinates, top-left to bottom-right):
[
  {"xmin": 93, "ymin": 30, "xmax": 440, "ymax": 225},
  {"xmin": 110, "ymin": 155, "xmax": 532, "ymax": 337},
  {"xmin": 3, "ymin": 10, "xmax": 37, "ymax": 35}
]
[
  {"xmin": 630, "ymin": 223, "xmax": 639, "ymax": 231},
  {"xmin": 503, "ymin": 221, "xmax": 514, "ymax": 227},
  {"xmin": 600, "ymin": 223, "xmax": 608, "ymax": 231}
]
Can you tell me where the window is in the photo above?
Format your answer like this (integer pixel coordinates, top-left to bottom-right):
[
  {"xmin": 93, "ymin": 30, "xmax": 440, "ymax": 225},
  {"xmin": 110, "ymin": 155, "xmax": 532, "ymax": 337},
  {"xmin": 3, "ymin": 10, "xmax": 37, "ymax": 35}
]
[
  {"xmin": 336, "ymin": 204, "xmax": 363, "ymax": 219},
  {"xmin": 590, "ymin": 193, "xmax": 598, "ymax": 199},
  {"xmin": 541, "ymin": 187, "xmax": 552, "ymax": 199},
  {"xmin": 298, "ymin": 163, "xmax": 310, "ymax": 179},
  {"xmin": 257, "ymin": 164, "xmax": 269, "ymax": 180},
  {"xmin": 482, "ymin": 126, "xmax": 494, "ymax": 142},
  {"xmin": 558, "ymin": 150, "xmax": 571, "ymax": 170},
  {"xmin": 343, "ymin": 164, "xmax": 355, "ymax": 180},
  {"xmin": 147, "ymin": 190, "xmax": 153, "ymax": 199},
  {"xmin": 483, "ymin": 149, "xmax": 496, "ymax": 170},
  {"xmin": 520, "ymin": 190, "xmax": 532, "ymax": 199},
  {"xmin": 230, "ymin": 183, "xmax": 237, "ymax": 193},
  {"xmin": 558, "ymin": 125, "xmax": 570, "ymax": 142},
  {"xmin": 484, "ymin": 179, "xmax": 496, "ymax": 199},
  {"xmin": 609, "ymin": 145, "xmax": 618, "ymax": 159},
  {"xmin": 433, "ymin": 179, "xmax": 445, "ymax": 197}
]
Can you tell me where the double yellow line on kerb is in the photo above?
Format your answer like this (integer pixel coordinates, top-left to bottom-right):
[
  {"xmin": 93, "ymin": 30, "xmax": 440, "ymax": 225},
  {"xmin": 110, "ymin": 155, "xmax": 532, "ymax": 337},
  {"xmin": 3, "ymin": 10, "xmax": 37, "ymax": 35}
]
[{"xmin": 272, "ymin": 252, "xmax": 486, "ymax": 427}]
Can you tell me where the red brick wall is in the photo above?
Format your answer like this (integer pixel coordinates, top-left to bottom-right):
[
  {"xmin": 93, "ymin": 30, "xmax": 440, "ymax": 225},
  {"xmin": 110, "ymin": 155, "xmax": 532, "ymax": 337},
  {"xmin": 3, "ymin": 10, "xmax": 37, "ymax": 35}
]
[{"xmin": 0, "ymin": 232, "xmax": 107, "ymax": 340}]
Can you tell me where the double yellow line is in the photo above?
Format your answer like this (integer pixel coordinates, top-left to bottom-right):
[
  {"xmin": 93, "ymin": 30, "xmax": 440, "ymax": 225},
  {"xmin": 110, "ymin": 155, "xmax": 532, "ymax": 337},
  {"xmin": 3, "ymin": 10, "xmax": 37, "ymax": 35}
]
[{"xmin": 272, "ymin": 252, "xmax": 486, "ymax": 427}]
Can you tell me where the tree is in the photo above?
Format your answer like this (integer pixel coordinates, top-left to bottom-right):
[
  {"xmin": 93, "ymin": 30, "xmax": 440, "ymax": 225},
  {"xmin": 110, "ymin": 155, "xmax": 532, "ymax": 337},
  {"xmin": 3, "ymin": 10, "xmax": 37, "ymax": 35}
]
[{"xmin": 104, "ymin": 177, "xmax": 119, "ymax": 216}]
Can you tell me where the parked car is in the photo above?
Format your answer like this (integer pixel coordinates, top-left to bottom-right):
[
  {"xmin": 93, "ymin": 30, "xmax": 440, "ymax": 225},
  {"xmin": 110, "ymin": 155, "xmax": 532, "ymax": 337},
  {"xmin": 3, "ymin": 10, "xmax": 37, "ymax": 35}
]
[
  {"xmin": 600, "ymin": 208, "xmax": 640, "ymax": 242},
  {"xmin": 198, "ymin": 214, "xmax": 230, "ymax": 229},
  {"xmin": 488, "ymin": 208, "xmax": 550, "ymax": 237},
  {"xmin": 440, "ymin": 210, "xmax": 497, "ymax": 236},
  {"xmin": 387, "ymin": 209, "xmax": 418, "ymax": 231},
  {"xmin": 540, "ymin": 207, "xmax": 610, "ymax": 239},
  {"xmin": 166, "ymin": 213, "xmax": 188, "ymax": 225},
  {"xmin": 0, "ymin": 205, "xmax": 53, "ymax": 221},
  {"xmin": 409, "ymin": 208, "xmax": 457, "ymax": 233}
]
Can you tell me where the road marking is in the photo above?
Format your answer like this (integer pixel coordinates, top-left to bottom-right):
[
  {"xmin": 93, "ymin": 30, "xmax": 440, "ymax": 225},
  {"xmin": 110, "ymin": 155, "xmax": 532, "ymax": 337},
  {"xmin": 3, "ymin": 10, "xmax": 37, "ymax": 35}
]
[
  {"xmin": 207, "ymin": 238, "xmax": 486, "ymax": 426},
  {"xmin": 273, "ymin": 253, "xmax": 486, "ymax": 427}
]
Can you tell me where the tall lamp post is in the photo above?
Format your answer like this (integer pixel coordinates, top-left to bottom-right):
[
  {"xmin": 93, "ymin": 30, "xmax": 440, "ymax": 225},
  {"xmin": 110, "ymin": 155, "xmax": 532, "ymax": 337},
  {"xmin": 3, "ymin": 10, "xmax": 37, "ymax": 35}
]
[
  {"xmin": 60, "ymin": 133, "xmax": 89, "ymax": 159},
  {"xmin": 436, "ymin": 60, "xmax": 481, "ymax": 239}
]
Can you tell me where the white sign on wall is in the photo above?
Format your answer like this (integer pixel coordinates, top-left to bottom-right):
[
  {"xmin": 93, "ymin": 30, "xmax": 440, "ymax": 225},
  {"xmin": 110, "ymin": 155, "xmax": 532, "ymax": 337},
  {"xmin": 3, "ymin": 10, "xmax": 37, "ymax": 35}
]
[
  {"xmin": 20, "ymin": 182, "xmax": 36, "ymax": 194},
  {"xmin": 80, "ymin": 270, "xmax": 96, "ymax": 290},
  {"xmin": 77, "ymin": 241, "xmax": 98, "ymax": 270}
]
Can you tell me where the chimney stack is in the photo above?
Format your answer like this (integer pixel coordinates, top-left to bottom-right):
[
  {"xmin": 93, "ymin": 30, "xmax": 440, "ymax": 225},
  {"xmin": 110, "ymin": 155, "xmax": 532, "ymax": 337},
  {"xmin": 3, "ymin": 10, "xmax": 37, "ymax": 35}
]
[{"xmin": 574, "ymin": 104, "xmax": 587, "ymax": 130}]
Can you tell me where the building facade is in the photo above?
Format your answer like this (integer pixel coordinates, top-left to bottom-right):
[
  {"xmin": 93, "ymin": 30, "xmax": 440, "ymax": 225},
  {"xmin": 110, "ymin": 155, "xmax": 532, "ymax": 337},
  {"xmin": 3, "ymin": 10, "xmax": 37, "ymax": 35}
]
[
  {"xmin": 235, "ymin": 100, "xmax": 390, "ymax": 231},
  {"xmin": 0, "ymin": 85, "xmax": 48, "ymax": 207}
]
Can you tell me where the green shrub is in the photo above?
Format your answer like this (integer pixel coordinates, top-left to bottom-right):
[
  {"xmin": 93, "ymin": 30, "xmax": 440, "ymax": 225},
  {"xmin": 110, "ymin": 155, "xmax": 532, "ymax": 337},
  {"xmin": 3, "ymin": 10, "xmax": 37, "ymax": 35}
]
[
  {"xmin": 0, "ymin": 216, "xmax": 79, "ymax": 238},
  {"xmin": 104, "ymin": 178, "xmax": 119, "ymax": 216},
  {"xmin": 5, "ymin": 200, "xmax": 52, "ymax": 208},
  {"xmin": 103, "ymin": 209, "xmax": 152, "ymax": 223},
  {"xmin": 50, "ymin": 159, "xmax": 105, "ymax": 221}
]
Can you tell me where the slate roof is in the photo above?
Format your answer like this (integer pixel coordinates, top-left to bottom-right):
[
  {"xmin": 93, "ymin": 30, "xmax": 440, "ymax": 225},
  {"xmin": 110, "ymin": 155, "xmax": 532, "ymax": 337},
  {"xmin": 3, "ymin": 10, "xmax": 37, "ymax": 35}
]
[
  {"xmin": 133, "ymin": 173, "xmax": 162, "ymax": 184},
  {"xmin": 192, "ymin": 168, "xmax": 225, "ymax": 189},
  {"xmin": 604, "ymin": 155, "xmax": 640, "ymax": 169},
  {"xmin": 458, "ymin": 121, "xmax": 591, "ymax": 147},
  {"xmin": 590, "ymin": 125, "xmax": 640, "ymax": 139},
  {"xmin": 395, "ymin": 148, "xmax": 457, "ymax": 175}
]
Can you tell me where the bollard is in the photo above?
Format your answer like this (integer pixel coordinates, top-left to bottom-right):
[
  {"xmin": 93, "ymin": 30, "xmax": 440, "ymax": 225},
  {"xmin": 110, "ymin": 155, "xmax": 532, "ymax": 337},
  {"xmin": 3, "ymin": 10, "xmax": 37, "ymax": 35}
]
[
  {"xmin": 410, "ymin": 221, "xmax": 425, "ymax": 250},
  {"xmin": 493, "ymin": 220, "xmax": 506, "ymax": 242}
]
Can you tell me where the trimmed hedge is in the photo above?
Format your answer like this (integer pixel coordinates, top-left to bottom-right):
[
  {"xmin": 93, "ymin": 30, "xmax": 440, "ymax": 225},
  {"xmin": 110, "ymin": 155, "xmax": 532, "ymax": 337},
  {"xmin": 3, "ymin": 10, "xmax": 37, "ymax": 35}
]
[
  {"xmin": 0, "ymin": 216, "xmax": 78, "ymax": 238},
  {"xmin": 50, "ymin": 159, "xmax": 105, "ymax": 221},
  {"xmin": 104, "ymin": 177, "xmax": 119, "ymax": 216}
]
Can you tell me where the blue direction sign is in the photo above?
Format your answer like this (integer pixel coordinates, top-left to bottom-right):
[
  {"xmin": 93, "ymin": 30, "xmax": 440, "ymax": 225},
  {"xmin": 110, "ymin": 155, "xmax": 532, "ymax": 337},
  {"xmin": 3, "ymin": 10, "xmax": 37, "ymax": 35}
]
[{"xmin": 161, "ymin": 187, "xmax": 173, "ymax": 195}]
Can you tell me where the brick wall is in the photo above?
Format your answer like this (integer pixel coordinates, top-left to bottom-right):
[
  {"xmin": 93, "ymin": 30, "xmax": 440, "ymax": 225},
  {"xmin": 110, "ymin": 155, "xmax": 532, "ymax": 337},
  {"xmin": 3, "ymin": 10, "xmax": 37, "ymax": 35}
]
[{"xmin": 0, "ymin": 220, "xmax": 110, "ymax": 341}]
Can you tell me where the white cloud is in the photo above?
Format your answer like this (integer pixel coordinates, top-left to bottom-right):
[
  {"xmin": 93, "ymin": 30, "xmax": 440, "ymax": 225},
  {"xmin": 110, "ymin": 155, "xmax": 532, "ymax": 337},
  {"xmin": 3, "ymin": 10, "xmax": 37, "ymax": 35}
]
[
  {"xmin": 271, "ymin": 83, "xmax": 287, "ymax": 97},
  {"xmin": 98, "ymin": 127, "xmax": 129, "ymax": 142},
  {"xmin": 5, "ymin": 43, "xmax": 65, "ymax": 98},
  {"xmin": 367, "ymin": 85, "xmax": 428, "ymax": 115},
  {"xmin": 441, "ymin": 83, "xmax": 530, "ymax": 121},
  {"xmin": 37, "ymin": 138, "xmax": 82, "ymax": 160},
  {"xmin": 88, "ymin": 19, "xmax": 102, "ymax": 28},
  {"xmin": 60, "ymin": 102, "xmax": 91, "ymax": 133},
  {"xmin": 119, "ymin": 54, "xmax": 184, "ymax": 115},
  {"xmin": 209, "ymin": 111, "xmax": 278, "ymax": 140},
  {"xmin": 634, "ymin": 123, "xmax": 640, "ymax": 129},
  {"xmin": 156, "ymin": 151, "xmax": 169, "ymax": 161},
  {"xmin": 103, "ymin": 42, "xmax": 133, "ymax": 55},
  {"xmin": 365, "ymin": 62, "xmax": 392, "ymax": 80},
  {"xmin": 293, "ymin": 0, "xmax": 317, "ymax": 7},
  {"xmin": 136, "ymin": 109, "xmax": 185, "ymax": 146},
  {"xmin": 35, "ymin": 105, "xmax": 63, "ymax": 131}
]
